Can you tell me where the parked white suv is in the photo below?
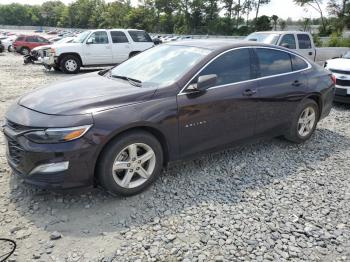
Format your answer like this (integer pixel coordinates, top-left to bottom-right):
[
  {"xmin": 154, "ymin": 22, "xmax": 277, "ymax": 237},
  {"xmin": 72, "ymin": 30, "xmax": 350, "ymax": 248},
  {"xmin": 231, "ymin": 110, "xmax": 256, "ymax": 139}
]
[{"xmin": 42, "ymin": 29, "xmax": 154, "ymax": 73}]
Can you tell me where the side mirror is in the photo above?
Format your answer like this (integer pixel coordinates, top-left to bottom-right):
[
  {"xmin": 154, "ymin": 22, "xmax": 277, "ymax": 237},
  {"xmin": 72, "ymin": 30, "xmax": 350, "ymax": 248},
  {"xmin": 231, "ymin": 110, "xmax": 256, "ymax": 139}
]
[
  {"xmin": 281, "ymin": 43, "xmax": 290, "ymax": 48},
  {"xmin": 187, "ymin": 74, "xmax": 217, "ymax": 92},
  {"xmin": 86, "ymin": 38, "xmax": 93, "ymax": 44}
]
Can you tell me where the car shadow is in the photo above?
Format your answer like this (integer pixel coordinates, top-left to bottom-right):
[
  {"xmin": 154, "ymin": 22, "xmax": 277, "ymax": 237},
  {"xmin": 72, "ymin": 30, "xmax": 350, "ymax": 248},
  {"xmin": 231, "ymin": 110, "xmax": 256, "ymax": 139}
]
[{"xmin": 8, "ymin": 128, "xmax": 350, "ymax": 238}]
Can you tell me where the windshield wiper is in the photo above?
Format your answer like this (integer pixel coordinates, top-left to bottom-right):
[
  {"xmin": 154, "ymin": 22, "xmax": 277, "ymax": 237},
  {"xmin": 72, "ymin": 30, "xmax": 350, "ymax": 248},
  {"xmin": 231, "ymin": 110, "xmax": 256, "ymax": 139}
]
[{"xmin": 111, "ymin": 75, "xmax": 142, "ymax": 87}]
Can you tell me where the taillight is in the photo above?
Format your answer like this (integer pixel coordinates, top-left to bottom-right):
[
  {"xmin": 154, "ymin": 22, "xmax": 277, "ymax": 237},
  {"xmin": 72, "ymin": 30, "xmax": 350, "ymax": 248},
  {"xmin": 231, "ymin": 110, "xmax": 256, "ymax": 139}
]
[{"xmin": 331, "ymin": 75, "xmax": 336, "ymax": 85}]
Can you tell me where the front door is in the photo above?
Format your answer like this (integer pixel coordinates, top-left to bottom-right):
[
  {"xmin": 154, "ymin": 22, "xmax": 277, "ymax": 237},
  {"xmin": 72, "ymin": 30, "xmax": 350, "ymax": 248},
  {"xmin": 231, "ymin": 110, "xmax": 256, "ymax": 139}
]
[
  {"xmin": 177, "ymin": 48, "xmax": 259, "ymax": 157},
  {"xmin": 83, "ymin": 31, "xmax": 113, "ymax": 65}
]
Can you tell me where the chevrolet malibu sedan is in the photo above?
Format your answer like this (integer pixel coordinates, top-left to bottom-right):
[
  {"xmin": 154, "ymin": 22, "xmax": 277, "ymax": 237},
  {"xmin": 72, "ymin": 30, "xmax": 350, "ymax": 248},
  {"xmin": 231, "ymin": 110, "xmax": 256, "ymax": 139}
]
[{"xmin": 3, "ymin": 40, "xmax": 335, "ymax": 196}]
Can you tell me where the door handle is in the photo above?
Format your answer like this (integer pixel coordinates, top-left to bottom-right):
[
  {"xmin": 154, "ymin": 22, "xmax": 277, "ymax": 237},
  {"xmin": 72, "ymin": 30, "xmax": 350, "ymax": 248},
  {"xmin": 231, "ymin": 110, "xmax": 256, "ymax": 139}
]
[
  {"xmin": 308, "ymin": 52, "xmax": 313, "ymax": 56},
  {"xmin": 292, "ymin": 80, "xmax": 302, "ymax": 87},
  {"xmin": 242, "ymin": 89, "xmax": 257, "ymax": 96}
]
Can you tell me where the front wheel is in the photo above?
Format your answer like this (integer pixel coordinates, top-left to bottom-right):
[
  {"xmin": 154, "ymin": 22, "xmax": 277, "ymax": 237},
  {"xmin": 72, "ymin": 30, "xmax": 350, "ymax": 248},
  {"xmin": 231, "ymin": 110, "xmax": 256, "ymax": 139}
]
[
  {"xmin": 60, "ymin": 55, "xmax": 80, "ymax": 74},
  {"xmin": 285, "ymin": 99, "xmax": 319, "ymax": 143},
  {"xmin": 97, "ymin": 131, "xmax": 163, "ymax": 196}
]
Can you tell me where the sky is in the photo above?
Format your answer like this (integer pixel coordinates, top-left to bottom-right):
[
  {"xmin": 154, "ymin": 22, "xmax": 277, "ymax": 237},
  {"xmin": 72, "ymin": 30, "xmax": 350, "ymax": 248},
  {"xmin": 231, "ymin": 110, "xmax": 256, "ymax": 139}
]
[{"xmin": 0, "ymin": 0, "xmax": 328, "ymax": 20}]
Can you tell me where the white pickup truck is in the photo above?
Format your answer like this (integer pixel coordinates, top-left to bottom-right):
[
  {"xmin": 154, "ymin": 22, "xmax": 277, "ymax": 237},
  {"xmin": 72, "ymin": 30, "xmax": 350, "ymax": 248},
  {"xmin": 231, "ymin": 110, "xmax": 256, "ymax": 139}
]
[
  {"xmin": 43, "ymin": 29, "xmax": 154, "ymax": 73},
  {"xmin": 246, "ymin": 31, "xmax": 349, "ymax": 66}
]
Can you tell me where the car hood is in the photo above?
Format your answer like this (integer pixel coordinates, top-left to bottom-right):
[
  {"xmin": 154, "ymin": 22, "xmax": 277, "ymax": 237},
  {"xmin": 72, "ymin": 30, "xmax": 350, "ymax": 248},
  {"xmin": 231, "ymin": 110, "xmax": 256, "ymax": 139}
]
[
  {"xmin": 18, "ymin": 72, "xmax": 157, "ymax": 116},
  {"xmin": 32, "ymin": 45, "xmax": 51, "ymax": 51},
  {"xmin": 327, "ymin": 58, "xmax": 350, "ymax": 71}
]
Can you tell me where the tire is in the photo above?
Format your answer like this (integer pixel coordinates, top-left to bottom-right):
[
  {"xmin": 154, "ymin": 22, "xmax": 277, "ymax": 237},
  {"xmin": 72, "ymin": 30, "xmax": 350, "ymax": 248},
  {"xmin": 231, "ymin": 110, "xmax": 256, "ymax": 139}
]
[
  {"xmin": 129, "ymin": 51, "xmax": 140, "ymax": 58},
  {"xmin": 20, "ymin": 47, "xmax": 30, "ymax": 55},
  {"xmin": 60, "ymin": 55, "xmax": 80, "ymax": 74},
  {"xmin": 8, "ymin": 45, "xmax": 13, "ymax": 52},
  {"xmin": 53, "ymin": 66, "xmax": 61, "ymax": 72},
  {"xmin": 97, "ymin": 131, "xmax": 163, "ymax": 196},
  {"xmin": 284, "ymin": 99, "xmax": 319, "ymax": 143}
]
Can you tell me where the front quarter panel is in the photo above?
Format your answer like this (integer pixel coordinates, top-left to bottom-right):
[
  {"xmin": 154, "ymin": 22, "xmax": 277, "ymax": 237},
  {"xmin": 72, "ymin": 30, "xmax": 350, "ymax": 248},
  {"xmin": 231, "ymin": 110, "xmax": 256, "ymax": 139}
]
[{"xmin": 91, "ymin": 85, "xmax": 179, "ymax": 162}]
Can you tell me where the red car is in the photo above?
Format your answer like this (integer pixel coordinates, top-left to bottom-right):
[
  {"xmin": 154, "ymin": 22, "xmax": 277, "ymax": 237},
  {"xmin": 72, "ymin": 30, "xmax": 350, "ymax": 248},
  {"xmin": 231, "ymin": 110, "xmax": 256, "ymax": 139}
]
[{"xmin": 13, "ymin": 35, "xmax": 51, "ymax": 55}]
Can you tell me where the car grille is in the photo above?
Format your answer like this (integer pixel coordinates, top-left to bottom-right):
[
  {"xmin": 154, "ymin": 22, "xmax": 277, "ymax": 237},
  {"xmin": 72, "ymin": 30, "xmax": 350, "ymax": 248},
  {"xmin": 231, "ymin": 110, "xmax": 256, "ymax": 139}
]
[
  {"xmin": 6, "ymin": 136, "xmax": 25, "ymax": 166},
  {"xmin": 336, "ymin": 79, "xmax": 350, "ymax": 87},
  {"xmin": 330, "ymin": 69, "xmax": 350, "ymax": 75}
]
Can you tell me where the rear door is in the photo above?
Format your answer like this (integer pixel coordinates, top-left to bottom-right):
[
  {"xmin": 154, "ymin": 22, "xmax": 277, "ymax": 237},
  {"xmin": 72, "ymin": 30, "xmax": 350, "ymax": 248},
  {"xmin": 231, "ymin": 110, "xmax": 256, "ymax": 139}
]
[
  {"xmin": 177, "ymin": 48, "xmax": 258, "ymax": 157},
  {"xmin": 83, "ymin": 31, "xmax": 113, "ymax": 65},
  {"xmin": 253, "ymin": 47, "xmax": 310, "ymax": 135},
  {"xmin": 110, "ymin": 31, "xmax": 131, "ymax": 63},
  {"xmin": 127, "ymin": 30, "xmax": 154, "ymax": 51},
  {"xmin": 297, "ymin": 33, "xmax": 315, "ymax": 61}
]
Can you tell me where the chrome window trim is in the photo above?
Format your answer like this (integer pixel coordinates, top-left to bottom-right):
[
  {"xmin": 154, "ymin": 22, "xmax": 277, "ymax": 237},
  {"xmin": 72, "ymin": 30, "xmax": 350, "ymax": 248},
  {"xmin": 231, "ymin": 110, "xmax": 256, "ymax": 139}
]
[{"xmin": 178, "ymin": 46, "xmax": 312, "ymax": 96}]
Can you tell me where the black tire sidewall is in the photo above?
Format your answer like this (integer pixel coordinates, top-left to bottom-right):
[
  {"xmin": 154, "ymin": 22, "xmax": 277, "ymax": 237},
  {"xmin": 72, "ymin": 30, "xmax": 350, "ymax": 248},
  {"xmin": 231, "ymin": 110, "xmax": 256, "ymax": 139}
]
[
  {"xmin": 97, "ymin": 131, "xmax": 163, "ymax": 196},
  {"xmin": 21, "ymin": 47, "xmax": 29, "ymax": 55},
  {"xmin": 60, "ymin": 55, "xmax": 80, "ymax": 74}
]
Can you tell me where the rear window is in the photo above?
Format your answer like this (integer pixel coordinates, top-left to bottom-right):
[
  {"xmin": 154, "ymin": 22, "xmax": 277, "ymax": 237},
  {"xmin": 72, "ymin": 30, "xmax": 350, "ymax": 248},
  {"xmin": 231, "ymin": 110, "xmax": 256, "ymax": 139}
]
[
  {"xmin": 297, "ymin": 34, "xmax": 312, "ymax": 49},
  {"xmin": 128, "ymin": 30, "xmax": 152, "ymax": 42},
  {"xmin": 110, "ymin": 31, "xmax": 129, "ymax": 43},
  {"xmin": 291, "ymin": 54, "xmax": 309, "ymax": 71},
  {"xmin": 256, "ymin": 48, "xmax": 292, "ymax": 77},
  {"xmin": 16, "ymin": 36, "xmax": 25, "ymax": 41}
]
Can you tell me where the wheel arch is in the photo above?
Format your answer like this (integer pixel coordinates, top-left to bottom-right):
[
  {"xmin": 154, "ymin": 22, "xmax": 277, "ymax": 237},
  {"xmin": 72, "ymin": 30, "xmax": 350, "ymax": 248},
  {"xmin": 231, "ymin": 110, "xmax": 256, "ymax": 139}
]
[
  {"xmin": 57, "ymin": 52, "xmax": 83, "ymax": 66},
  {"xmin": 304, "ymin": 93, "xmax": 322, "ymax": 120},
  {"xmin": 93, "ymin": 125, "xmax": 170, "ymax": 185}
]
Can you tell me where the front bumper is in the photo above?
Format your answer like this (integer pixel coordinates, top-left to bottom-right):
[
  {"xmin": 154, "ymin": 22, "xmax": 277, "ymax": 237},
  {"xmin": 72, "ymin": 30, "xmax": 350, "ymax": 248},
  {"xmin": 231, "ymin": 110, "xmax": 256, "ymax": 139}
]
[
  {"xmin": 3, "ymin": 104, "xmax": 97, "ymax": 189},
  {"xmin": 334, "ymin": 85, "xmax": 350, "ymax": 104}
]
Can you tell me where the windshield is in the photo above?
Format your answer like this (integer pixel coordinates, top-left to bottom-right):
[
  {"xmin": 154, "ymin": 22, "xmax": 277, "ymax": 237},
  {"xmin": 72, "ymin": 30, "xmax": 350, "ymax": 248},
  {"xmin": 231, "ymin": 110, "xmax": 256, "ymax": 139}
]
[
  {"xmin": 72, "ymin": 31, "xmax": 90, "ymax": 43},
  {"xmin": 110, "ymin": 45, "xmax": 211, "ymax": 87},
  {"xmin": 343, "ymin": 51, "xmax": 350, "ymax": 59},
  {"xmin": 245, "ymin": 33, "xmax": 280, "ymax": 45}
]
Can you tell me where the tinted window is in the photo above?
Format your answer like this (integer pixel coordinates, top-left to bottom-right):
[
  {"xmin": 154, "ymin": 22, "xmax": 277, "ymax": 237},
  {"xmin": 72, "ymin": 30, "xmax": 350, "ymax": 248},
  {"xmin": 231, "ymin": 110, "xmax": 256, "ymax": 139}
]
[
  {"xmin": 297, "ymin": 34, "xmax": 312, "ymax": 49},
  {"xmin": 279, "ymin": 34, "xmax": 296, "ymax": 49},
  {"xmin": 128, "ymin": 30, "xmax": 152, "ymax": 42},
  {"xmin": 87, "ymin": 31, "xmax": 109, "ymax": 44},
  {"xmin": 16, "ymin": 36, "xmax": 25, "ymax": 41},
  {"xmin": 197, "ymin": 48, "xmax": 252, "ymax": 86},
  {"xmin": 26, "ymin": 36, "xmax": 38, "ymax": 42},
  {"xmin": 110, "ymin": 31, "xmax": 129, "ymax": 43},
  {"xmin": 256, "ymin": 48, "xmax": 292, "ymax": 77},
  {"xmin": 291, "ymin": 54, "xmax": 308, "ymax": 71},
  {"xmin": 37, "ymin": 37, "xmax": 48, "ymax": 43}
]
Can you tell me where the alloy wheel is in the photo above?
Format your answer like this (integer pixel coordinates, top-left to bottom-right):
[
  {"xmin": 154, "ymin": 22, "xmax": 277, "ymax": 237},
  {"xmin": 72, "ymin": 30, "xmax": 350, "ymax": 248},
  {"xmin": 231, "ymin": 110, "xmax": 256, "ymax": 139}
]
[
  {"xmin": 297, "ymin": 106, "xmax": 316, "ymax": 137},
  {"xmin": 112, "ymin": 143, "xmax": 156, "ymax": 189}
]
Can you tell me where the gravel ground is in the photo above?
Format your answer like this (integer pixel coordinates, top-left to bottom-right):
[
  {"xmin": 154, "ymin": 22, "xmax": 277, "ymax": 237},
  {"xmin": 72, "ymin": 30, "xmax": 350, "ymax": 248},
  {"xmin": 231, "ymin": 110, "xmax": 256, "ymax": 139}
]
[{"xmin": 0, "ymin": 52, "xmax": 350, "ymax": 262}]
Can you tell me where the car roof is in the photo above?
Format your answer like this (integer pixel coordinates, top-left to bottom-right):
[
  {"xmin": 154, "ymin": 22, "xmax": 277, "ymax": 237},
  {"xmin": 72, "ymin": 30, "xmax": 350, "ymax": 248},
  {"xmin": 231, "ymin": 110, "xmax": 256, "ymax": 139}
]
[
  {"xmin": 253, "ymin": 31, "xmax": 310, "ymax": 35},
  {"xmin": 165, "ymin": 39, "xmax": 284, "ymax": 51}
]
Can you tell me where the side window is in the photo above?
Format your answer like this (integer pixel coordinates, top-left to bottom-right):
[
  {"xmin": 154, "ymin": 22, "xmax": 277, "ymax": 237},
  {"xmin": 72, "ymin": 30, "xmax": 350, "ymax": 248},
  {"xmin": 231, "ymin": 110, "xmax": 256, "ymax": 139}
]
[
  {"xmin": 279, "ymin": 34, "xmax": 296, "ymax": 49},
  {"xmin": 196, "ymin": 48, "xmax": 252, "ymax": 86},
  {"xmin": 87, "ymin": 31, "xmax": 109, "ymax": 44},
  {"xmin": 256, "ymin": 48, "xmax": 292, "ymax": 77},
  {"xmin": 110, "ymin": 31, "xmax": 129, "ymax": 43},
  {"xmin": 291, "ymin": 54, "xmax": 309, "ymax": 71},
  {"xmin": 297, "ymin": 34, "xmax": 312, "ymax": 49},
  {"xmin": 128, "ymin": 30, "xmax": 152, "ymax": 42},
  {"xmin": 37, "ymin": 37, "xmax": 48, "ymax": 43},
  {"xmin": 26, "ymin": 36, "xmax": 38, "ymax": 42},
  {"xmin": 16, "ymin": 36, "xmax": 25, "ymax": 41}
]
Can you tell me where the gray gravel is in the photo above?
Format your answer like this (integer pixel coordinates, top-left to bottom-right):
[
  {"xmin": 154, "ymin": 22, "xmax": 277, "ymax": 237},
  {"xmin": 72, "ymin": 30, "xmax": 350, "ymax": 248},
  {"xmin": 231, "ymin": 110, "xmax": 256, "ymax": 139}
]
[{"xmin": 0, "ymin": 53, "xmax": 350, "ymax": 261}]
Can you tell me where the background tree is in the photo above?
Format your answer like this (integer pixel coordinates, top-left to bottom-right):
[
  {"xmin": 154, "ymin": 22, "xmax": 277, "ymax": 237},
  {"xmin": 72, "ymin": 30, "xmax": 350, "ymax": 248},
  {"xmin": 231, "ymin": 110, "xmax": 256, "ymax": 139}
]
[
  {"xmin": 294, "ymin": 0, "xmax": 328, "ymax": 34},
  {"xmin": 271, "ymin": 14, "xmax": 278, "ymax": 30}
]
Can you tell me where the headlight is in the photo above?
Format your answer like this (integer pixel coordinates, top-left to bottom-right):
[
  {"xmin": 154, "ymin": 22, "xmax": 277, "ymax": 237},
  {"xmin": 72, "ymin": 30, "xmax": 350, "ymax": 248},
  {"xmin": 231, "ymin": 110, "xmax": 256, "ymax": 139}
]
[{"xmin": 24, "ymin": 125, "xmax": 92, "ymax": 144}]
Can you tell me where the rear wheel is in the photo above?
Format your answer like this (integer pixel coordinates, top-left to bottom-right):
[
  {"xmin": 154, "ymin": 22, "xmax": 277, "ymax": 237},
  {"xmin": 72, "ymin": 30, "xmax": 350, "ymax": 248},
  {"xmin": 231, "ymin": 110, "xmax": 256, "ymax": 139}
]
[
  {"xmin": 8, "ymin": 45, "xmax": 13, "ymax": 52},
  {"xmin": 97, "ymin": 131, "xmax": 163, "ymax": 196},
  {"xmin": 20, "ymin": 47, "xmax": 30, "ymax": 55},
  {"xmin": 285, "ymin": 99, "xmax": 319, "ymax": 143},
  {"xmin": 60, "ymin": 55, "xmax": 80, "ymax": 74}
]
